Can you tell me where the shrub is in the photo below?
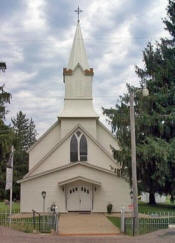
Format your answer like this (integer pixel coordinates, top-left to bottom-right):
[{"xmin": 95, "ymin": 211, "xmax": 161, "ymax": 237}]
[{"xmin": 107, "ymin": 203, "xmax": 113, "ymax": 214}]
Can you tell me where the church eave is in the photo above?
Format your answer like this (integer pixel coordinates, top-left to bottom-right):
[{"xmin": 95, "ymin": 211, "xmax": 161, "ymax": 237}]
[
  {"xmin": 58, "ymin": 176, "xmax": 101, "ymax": 186},
  {"xmin": 27, "ymin": 120, "xmax": 60, "ymax": 153},
  {"xmin": 17, "ymin": 162, "xmax": 119, "ymax": 184}
]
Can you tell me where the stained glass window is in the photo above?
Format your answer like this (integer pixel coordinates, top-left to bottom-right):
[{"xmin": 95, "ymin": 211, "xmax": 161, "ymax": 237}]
[
  {"xmin": 70, "ymin": 135, "xmax": 78, "ymax": 162},
  {"xmin": 80, "ymin": 135, "xmax": 87, "ymax": 161}
]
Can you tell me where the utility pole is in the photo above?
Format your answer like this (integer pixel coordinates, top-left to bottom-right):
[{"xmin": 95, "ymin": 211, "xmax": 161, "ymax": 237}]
[
  {"xmin": 9, "ymin": 145, "xmax": 14, "ymax": 225},
  {"xmin": 129, "ymin": 91, "xmax": 139, "ymax": 235}
]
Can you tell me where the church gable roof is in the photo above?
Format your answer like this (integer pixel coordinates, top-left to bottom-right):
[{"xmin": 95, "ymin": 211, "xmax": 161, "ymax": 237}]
[
  {"xmin": 18, "ymin": 161, "xmax": 119, "ymax": 184},
  {"xmin": 28, "ymin": 120, "xmax": 59, "ymax": 153},
  {"xmin": 58, "ymin": 176, "xmax": 101, "ymax": 186},
  {"xmin": 24, "ymin": 123, "xmax": 120, "ymax": 178},
  {"xmin": 97, "ymin": 120, "xmax": 118, "ymax": 142}
]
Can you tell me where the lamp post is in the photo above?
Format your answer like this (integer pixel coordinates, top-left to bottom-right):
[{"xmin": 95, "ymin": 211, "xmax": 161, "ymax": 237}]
[
  {"xmin": 129, "ymin": 86, "xmax": 149, "ymax": 235},
  {"xmin": 41, "ymin": 191, "xmax": 46, "ymax": 213}
]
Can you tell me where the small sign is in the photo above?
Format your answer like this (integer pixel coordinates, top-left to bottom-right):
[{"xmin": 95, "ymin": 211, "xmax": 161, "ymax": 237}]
[
  {"xmin": 128, "ymin": 204, "xmax": 133, "ymax": 209},
  {"xmin": 6, "ymin": 168, "xmax": 13, "ymax": 190}
]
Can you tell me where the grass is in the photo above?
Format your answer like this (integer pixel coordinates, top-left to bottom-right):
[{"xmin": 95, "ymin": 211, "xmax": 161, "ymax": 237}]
[
  {"xmin": 0, "ymin": 201, "xmax": 56, "ymax": 233},
  {"xmin": 0, "ymin": 206, "xmax": 55, "ymax": 234},
  {"xmin": 107, "ymin": 201, "xmax": 175, "ymax": 236},
  {"xmin": 11, "ymin": 222, "xmax": 34, "ymax": 233},
  {"xmin": 124, "ymin": 216, "xmax": 175, "ymax": 236},
  {"xmin": 107, "ymin": 216, "xmax": 121, "ymax": 228},
  {"xmin": 108, "ymin": 214, "xmax": 175, "ymax": 236},
  {"xmin": 9, "ymin": 216, "xmax": 53, "ymax": 233},
  {"xmin": 0, "ymin": 201, "xmax": 20, "ymax": 212},
  {"xmin": 138, "ymin": 201, "xmax": 175, "ymax": 214}
]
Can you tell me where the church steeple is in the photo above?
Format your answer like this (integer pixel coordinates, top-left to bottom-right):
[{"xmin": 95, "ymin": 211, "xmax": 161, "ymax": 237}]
[
  {"xmin": 59, "ymin": 20, "xmax": 98, "ymax": 119},
  {"xmin": 67, "ymin": 22, "xmax": 89, "ymax": 71}
]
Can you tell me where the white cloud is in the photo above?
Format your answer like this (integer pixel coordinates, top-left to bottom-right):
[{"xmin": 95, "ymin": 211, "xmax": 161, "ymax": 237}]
[
  {"xmin": 23, "ymin": 0, "xmax": 47, "ymax": 31},
  {"xmin": 0, "ymin": 0, "xmax": 169, "ymax": 136},
  {"xmin": 5, "ymin": 71, "xmax": 37, "ymax": 90}
]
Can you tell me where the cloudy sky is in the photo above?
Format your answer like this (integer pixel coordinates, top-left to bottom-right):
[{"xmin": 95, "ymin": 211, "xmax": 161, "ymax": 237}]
[{"xmin": 0, "ymin": 0, "xmax": 169, "ymax": 136}]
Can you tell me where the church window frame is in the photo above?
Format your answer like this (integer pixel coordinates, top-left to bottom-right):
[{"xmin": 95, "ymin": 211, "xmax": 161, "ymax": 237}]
[
  {"xmin": 70, "ymin": 130, "xmax": 88, "ymax": 162},
  {"xmin": 70, "ymin": 134, "xmax": 78, "ymax": 162}
]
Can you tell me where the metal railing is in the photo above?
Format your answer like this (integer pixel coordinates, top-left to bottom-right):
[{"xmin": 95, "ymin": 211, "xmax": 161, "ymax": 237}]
[
  {"xmin": 124, "ymin": 212, "xmax": 175, "ymax": 235},
  {"xmin": 0, "ymin": 209, "xmax": 59, "ymax": 233}
]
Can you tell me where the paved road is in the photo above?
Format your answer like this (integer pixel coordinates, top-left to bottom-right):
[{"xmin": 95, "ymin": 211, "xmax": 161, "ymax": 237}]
[{"xmin": 0, "ymin": 226, "xmax": 175, "ymax": 243}]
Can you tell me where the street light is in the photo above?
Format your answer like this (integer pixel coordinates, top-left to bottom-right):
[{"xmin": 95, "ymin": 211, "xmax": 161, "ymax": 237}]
[
  {"xmin": 41, "ymin": 191, "xmax": 46, "ymax": 212},
  {"xmin": 129, "ymin": 85, "xmax": 149, "ymax": 235}
]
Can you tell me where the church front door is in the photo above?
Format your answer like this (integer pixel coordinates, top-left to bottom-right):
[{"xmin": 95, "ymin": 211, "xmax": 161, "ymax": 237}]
[{"xmin": 66, "ymin": 183, "xmax": 92, "ymax": 211}]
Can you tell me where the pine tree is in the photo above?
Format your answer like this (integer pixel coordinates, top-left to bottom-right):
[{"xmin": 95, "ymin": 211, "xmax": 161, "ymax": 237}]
[
  {"xmin": 103, "ymin": 0, "xmax": 175, "ymax": 204},
  {"xmin": 27, "ymin": 118, "xmax": 37, "ymax": 149},
  {"xmin": 11, "ymin": 111, "xmax": 30, "ymax": 151},
  {"xmin": 0, "ymin": 63, "xmax": 13, "ymax": 200},
  {"xmin": 12, "ymin": 111, "xmax": 37, "ymax": 151},
  {"xmin": 11, "ymin": 111, "xmax": 37, "ymax": 199}
]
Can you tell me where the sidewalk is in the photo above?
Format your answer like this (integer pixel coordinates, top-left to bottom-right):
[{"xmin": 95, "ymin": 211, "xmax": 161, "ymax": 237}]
[{"xmin": 58, "ymin": 213, "xmax": 120, "ymax": 235}]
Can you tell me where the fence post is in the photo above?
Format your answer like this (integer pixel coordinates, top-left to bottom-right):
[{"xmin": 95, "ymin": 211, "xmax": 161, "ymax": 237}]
[
  {"xmin": 56, "ymin": 213, "xmax": 59, "ymax": 233},
  {"xmin": 132, "ymin": 217, "xmax": 135, "ymax": 236},
  {"xmin": 120, "ymin": 207, "xmax": 125, "ymax": 233},
  {"xmin": 39, "ymin": 213, "xmax": 40, "ymax": 232},
  {"xmin": 32, "ymin": 210, "xmax": 36, "ymax": 230},
  {"xmin": 168, "ymin": 212, "xmax": 169, "ymax": 226}
]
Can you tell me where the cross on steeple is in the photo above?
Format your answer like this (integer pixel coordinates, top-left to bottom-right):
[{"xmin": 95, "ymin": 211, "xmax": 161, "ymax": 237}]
[{"xmin": 74, "ymin": 6, "xmax": 83, "ymax": 23}]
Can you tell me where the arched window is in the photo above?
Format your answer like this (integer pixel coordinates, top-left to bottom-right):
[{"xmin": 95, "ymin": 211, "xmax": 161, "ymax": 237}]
[
  {"xmin": 70, "ymin": 131, "xmax": 88, "ymax": 162},
  {"xmin": 70, "ymin": 134, "xmax": 78, "ymax": 162},
  {"xmin": 80, "ymin": 134, "xmax": 87, "ymax": 161}
]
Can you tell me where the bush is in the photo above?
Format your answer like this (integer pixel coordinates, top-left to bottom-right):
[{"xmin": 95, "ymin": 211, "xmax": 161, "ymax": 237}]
[{"xmin": 107, "ymin": 203, "xmax": 113, "ymax": 213}]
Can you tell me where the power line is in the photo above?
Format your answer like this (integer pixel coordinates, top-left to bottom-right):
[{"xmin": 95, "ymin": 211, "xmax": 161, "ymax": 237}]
[{"xmin": 0, "ymin": 37, "xmax": 158, "ymax": 44}]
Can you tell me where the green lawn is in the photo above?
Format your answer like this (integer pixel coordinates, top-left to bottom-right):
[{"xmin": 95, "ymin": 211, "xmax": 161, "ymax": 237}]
[
  {"xmin": 107, "ymin": 216, "xmax": 120, "ymax": 229},
  {"xmin": 138, "ymin": 201, "xmax": 175, "ymax": 214},
  {"xmin": 124, "ymin": 216, "xmax": 175, "ymax": 235},
  {"xmin": 0, "ymin": 201, "xmax": 20, "ymax": 212},
  {"xmin": 107, "ymin": 202, "xmax": 175, "ymax": 236}
]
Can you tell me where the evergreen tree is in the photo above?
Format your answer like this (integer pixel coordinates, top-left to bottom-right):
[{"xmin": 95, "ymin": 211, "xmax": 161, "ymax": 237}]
[
  {"xmin": 0, "ymin": 65, "xmax": 37, "ymax": 200},
  {"xmin": 11, "ymin": 111, "xmax": 37, "ymax": 199},
  {"xmin": 0, "ymin": 63, "xmax": 13, "ymax": 199},
  {"xmin": 103, "ymin": 0, "xmax": 175, "ymax": 204},
  {"xmin": 11, "ymin": 111, "xmax": 29, "ymax": 151},
  {"xmin": 27, "ymin": 118, "xmax": 37, "ymax": 149}
]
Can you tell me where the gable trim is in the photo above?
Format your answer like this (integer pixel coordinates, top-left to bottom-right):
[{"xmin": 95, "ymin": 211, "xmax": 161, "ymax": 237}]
[
  {"xmin": 27, "ymin": 120, "xmax": 60, "ymax": 153},
  {"xmin": 18, "ymin": 162, "xmax": 118, "ymax": 183},
  {"xmin": 25, "ymin": 123, "xmax": 120, "ymax": 178},
  {"xmin": 97, "ymin": 120, "xmax": 118, "ymax": 142},
  {"xmin": 58, "ymin": 176, "xmax": 101, "ymax": 186},
  {"xmin": 24, "ymin": 123, "xmax": 81, "ymax": 178},
  {"xmin": 80, "ymin": 124, "xmax": 118, "ymax": 164}
]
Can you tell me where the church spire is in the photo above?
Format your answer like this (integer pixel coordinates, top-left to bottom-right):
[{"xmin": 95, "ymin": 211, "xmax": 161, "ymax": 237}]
[
  {"xmin": 60, "ymin": 17, "xmax": 98, "ymax": 119},
  {"xmin": 67, "ymin": 21, "xmax": 89, "ymax": 70}
]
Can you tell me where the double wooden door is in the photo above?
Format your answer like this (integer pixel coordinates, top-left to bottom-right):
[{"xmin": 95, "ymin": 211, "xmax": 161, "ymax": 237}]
[{"xmin": 67, "ymin": 183, "xmax": 92, "ymax": 211}]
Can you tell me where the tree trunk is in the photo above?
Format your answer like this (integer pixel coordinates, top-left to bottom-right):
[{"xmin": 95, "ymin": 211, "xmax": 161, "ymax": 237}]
[{"xmin": 149, "ymin": 192, "xmax": 156, "ymax": 205}]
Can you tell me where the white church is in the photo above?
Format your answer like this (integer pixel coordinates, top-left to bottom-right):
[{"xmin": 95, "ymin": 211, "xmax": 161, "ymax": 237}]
[{"xmin": 18, "ymin": 20, "xmax": 131, "ymax": 213}]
